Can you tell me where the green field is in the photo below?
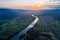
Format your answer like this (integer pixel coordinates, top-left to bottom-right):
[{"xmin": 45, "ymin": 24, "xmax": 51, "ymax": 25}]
[
  {"xmin": 0, "ymin": 15, "xmax": 34, "ymax": 40},
  {"xmin": 25, "ymin": 16, "xmax": 60, "ymax": 40}
]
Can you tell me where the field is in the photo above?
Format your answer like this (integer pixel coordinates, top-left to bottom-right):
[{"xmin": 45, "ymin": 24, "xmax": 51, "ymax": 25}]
[
  {"xmin": 25, "ymin": 9, "xmax": 60, "ymax": 40},
  {"xmin": 0, "ymin": 9, "xmax": 35, "ymax": 40},
  {"xmin": 0, "ymin": 8, "xmax": 60, "ymax": 40}
]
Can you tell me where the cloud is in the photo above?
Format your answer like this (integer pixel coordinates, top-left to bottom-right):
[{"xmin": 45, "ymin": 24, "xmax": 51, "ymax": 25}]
[{"xmin": 0, "ymin": 0, "xmax": 60, "ymax": 9}]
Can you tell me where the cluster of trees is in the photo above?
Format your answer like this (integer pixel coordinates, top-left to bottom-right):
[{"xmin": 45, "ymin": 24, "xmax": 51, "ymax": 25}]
[{"xmin": 0, "ymin": 15, "xmax": 34, "ymax": 40}]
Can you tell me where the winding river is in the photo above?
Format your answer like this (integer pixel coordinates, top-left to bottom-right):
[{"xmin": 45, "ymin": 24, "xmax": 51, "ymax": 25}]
[{"xmin": 10, "ymin": 15, "xmax": 39, "ymax": 40}]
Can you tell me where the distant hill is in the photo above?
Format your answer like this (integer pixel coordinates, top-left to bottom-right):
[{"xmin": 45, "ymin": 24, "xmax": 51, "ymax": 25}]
[
  {"xmin": 39, "ymin": 9, "xmax": 60, "ymax": 21},
  {"xmin": 0, "ymin": 8, "xmax": 60, "ymax": 21},
  {"xmin": 0, "ymin": 8, "xmax": 17, "ymax": 20}
]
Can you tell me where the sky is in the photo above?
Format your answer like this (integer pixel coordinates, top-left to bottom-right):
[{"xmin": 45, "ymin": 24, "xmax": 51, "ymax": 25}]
[{"xmin": 0, "ymin": 0, "xmax": 60, "ymax": 9}]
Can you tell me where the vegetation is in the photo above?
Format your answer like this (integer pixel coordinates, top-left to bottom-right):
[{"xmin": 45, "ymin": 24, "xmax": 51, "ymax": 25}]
[
  {"xmin": 0, "ymin": 8, "xmax": 60, "ymax": 40},
  {"xmin": 46, "ymin": 19, "xmax": 60, "ymax": 40},
  {"xmin": 0, "ymin": 15, "xmax": 34, "ymax": 40}
]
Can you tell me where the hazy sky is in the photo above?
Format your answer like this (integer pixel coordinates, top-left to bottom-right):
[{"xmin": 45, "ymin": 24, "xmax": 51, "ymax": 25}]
[
  {"xmin": 0, "ymin": 0, "xmax": 48, "ymax": 5},
  {"xmin": 0, "ymin": 0, "xmax": 60, "ymax": 9}
]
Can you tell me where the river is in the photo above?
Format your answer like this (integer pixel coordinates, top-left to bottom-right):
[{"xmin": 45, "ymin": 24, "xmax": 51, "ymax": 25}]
[{"xmin": 10, "ymin": 15, "xmax": 39, "ymax": 40}]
